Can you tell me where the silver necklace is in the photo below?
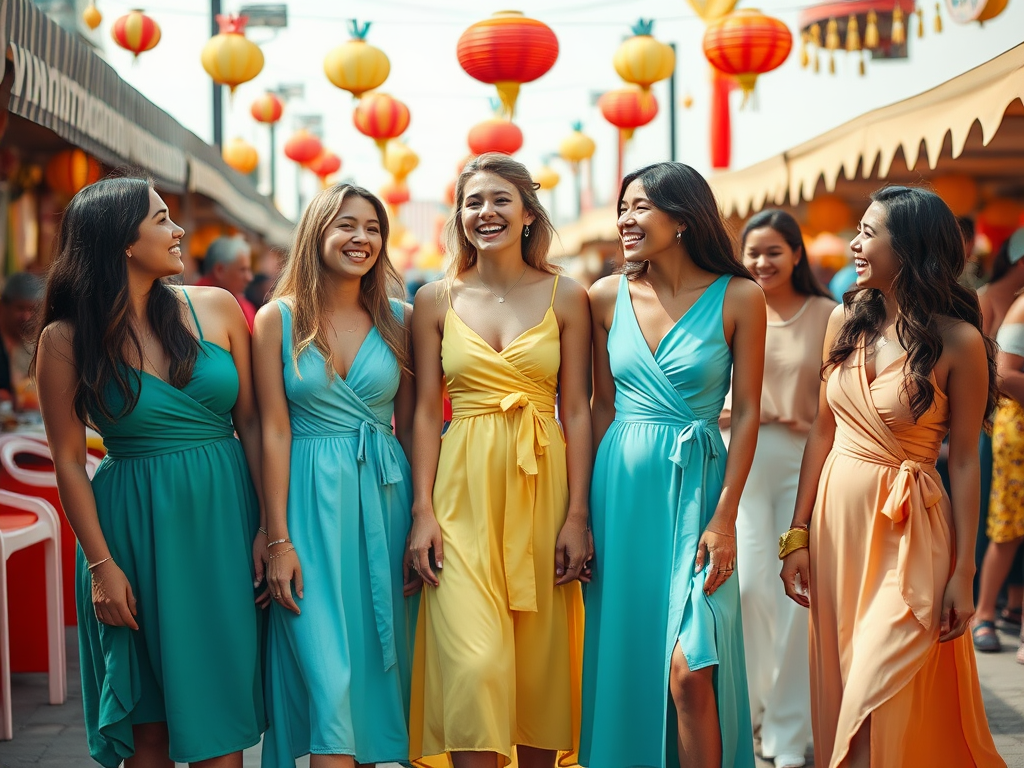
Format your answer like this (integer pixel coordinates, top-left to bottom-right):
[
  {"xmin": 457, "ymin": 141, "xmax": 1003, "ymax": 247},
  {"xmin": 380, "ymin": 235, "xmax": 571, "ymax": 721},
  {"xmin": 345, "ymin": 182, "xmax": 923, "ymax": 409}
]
[{"xmin": 481, "ymin": 267, "xmax": 527, "ymax": 303}]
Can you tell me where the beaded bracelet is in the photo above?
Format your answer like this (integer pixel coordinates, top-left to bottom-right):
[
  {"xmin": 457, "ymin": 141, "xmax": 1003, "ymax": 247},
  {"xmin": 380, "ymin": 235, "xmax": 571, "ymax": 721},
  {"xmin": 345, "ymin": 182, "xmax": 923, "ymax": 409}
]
[
  {"xmin": 268, "ymin": 546, "xmax": 296, "ymax": 560},
  {"xmin": 267, "ymin": 538, "xmax": 291, "ymax": 548}
]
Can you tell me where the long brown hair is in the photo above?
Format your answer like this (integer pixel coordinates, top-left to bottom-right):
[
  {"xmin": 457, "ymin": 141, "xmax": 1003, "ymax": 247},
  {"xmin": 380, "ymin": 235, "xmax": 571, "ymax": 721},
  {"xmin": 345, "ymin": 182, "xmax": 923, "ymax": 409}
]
[
  {"xmin": 273, "ymin": 184, "xmax": 409, "ymax": 374},
  {"xmin": 825, "ymin": 186, "xmax": 998, "ymax": 427},
  {"xmin": 443, "ymin": 153, "xmax": 558, "ymax": 288},
  {"xmin": 34, "ymin": 175, "xmax": 199, "ymax": 423}
]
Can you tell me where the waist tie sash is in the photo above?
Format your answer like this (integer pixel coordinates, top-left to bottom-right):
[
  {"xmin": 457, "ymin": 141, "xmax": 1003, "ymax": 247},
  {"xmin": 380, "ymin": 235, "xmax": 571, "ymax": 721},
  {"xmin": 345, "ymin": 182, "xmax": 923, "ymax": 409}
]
[
  {"xmin": 834, "ymin": 443, "xmax": 943, "ymax": 629},
  {"xmin": 452, "ymin": 391, "xmax": 556, "ymax": 612}
]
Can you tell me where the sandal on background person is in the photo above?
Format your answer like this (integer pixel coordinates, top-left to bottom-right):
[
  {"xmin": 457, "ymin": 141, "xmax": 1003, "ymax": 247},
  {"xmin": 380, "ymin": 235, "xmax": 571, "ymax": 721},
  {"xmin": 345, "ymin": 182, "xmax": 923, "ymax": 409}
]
[
  {"xmin": 997, "ymin": 606, "xmax": 1022, "ymax": 633},
  {"xmin": 972, "ymin": 620, "xmax": 1002, "ymax": 653},
  {"xmin": 1016, "ymin": 637, "xmax": 1024, "ymax": 666}
]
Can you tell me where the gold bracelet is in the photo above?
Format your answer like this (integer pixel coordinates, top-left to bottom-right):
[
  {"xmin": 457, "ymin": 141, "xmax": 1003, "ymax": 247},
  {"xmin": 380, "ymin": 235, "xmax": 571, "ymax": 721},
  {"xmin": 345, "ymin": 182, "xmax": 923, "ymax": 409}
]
[
  {"xmin": 87, "ymin": 557, "xmax": 112, "ymax": 571},
  {"xmin": 778, "ymin": 527, "xmax": 810, "ymax": 560},
  {"xmin": 268, "ymin": 547, "xmax": 296, "ymax": 560}
]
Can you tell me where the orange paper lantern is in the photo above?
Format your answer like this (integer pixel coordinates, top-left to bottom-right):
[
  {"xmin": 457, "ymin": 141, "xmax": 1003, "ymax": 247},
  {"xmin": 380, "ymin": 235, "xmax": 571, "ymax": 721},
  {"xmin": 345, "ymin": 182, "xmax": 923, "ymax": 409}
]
[
  {"xmin": 467, "ymin": 118, "xmax": 524, "ymax": 156},
  {"xmin": 46, "ymin": 149, "xmax": 102, "ymax": 196},
  {"xmin": 222, "ymin": 138, "xmax": 259, "ymax": 175},
  {"xmin": 559, "ymin": 122, "xmax": 596, "ymax": 165},
  {"xmin": 806, "ymin": 194, "xmax": 852, "ymax": 234},
  {"xmin": 111, "ymin": 9, "xmax": 161, "ymax": 58},
  {"xmin": 201, "ymin": 15, "xmax": 264, "ymax": 94},
  {"xmin": 598, "ymin": 87, "xmax": 659, "ymax": 140},
  {"xmin": 353, "ymin": 92, "xmax": 411, "ymax": 152},
  {"xmin": 284, "ymin": 130, "xmax": 323, "ymax": 165},
  {"xmin": 250, "ymin": 92, "xmax": 283, "ymax": 124},
  {"xmin": 931, "ymin": 175, "xmax": 979, "ymax": 217},
  {"xmin": 457, "ymin": 11, "xmax": 559, "ymax": 117},
  {"xmin": 82, "ymin": 3, "xmax": 102, "ymax": 30},
  {"xmin": 307, "ymin": 151, "xmax": 342, "ymax": 180},
  {"xmin": 381, "ymin": 179, "xmax": 411, "ymax": 207},
  {"xmin": 703, "ymin": 9, "xmax": 792, "ymax": 99}
]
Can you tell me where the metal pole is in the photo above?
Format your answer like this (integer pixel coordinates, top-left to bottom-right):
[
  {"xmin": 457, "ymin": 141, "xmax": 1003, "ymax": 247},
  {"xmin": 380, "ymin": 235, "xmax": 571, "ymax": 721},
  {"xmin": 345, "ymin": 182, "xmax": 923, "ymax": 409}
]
[
  {"xmin": 669, "ymin": 42, "xmax": 677, "ymax": 162},
  {"xmin": 269, "ymin": 122, "xmax": 277, "ymax": 203},
  {"xmin": 211, "ymin": 0, "xmax": 223, "ymax": 148}
]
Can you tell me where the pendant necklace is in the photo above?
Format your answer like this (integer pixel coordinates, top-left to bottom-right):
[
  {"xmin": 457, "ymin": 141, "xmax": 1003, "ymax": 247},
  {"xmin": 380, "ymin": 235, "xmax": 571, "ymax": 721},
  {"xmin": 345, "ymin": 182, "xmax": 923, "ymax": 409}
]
[{"xmin": 481, "ymin": 266, "xmax": 527, "ymax": 303}]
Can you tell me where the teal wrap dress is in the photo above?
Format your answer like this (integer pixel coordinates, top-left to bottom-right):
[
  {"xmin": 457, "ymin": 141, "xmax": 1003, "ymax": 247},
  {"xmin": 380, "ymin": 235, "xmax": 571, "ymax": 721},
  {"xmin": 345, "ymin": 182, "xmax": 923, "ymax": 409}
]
[
  {"xmin": 79, "ymin": 293, "xmax": 264, "ymax": 767},
  {"xmin": 580, "ymin": 274, "xmax": 755, "ymax": 768},
  {"xmin": 261, "ymin": 300, "xmax": 415, "ymax": 767}
]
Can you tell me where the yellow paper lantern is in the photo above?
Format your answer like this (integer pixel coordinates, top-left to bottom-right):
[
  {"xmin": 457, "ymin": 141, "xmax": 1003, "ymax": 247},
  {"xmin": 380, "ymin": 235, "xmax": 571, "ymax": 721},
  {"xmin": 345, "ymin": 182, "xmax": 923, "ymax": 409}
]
[
  {"xmin": 201, "ymin": 15, "xmax": 264, "ymax": 94},
  {"xmin": 324, "ymin": 20, "xmax": 390, "ymax": 99},
  {"xmin": 613, "ymin": 19, "xmax": 676, "ymax": 91},
  {"xmin": 931, "ymin": 175, "xmax": 979, "ymax": 217},
  {"xmin": 559, "ymin": 122, "xmax": 596, "ymax": 165},
  {"xmin": 222, "ymin": 138, "xmax": 258, "ymax": 175},
  {"xmin": 82, "ymin": 3, "xmax": 102, "ymax": 30},
  {"xmin": 534, "ymin": 165, "xmax": 560, "ymax": 191},
  {"xmin": 383, "ymin": 140, "xmax": 419, "ymax": 182}
]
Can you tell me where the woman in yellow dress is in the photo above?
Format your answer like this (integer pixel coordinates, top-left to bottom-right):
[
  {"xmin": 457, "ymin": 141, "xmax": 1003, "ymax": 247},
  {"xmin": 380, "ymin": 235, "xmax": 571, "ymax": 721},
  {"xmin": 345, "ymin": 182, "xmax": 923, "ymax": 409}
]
[{"xmin": 406, "ymin": 153, "xmax": 593, "ymax": 768}]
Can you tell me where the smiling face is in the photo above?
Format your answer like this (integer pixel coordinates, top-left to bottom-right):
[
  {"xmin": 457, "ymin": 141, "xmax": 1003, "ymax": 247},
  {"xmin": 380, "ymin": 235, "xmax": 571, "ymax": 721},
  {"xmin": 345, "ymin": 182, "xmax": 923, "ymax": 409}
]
[
  {"xmin": 127, "ymin": 188, "xmax": 185, "ymax": 279},
  {"xmin": 320, "ymin": 193, "xmax": 382, "ymax": 281},
  {"xmin": 742, "ymin": 226, "xmax": 799, "ymax": 295},
  {"xmin": 617, "ymin": 179, "xmax": 682, "ymax": 263},
  {"xmin": 850, "ymin": 201, "xmax": 900, "ymax": 291},
  {"xmin": 460, "ymin": 171, "xmax": 535, "ymax": 257}
]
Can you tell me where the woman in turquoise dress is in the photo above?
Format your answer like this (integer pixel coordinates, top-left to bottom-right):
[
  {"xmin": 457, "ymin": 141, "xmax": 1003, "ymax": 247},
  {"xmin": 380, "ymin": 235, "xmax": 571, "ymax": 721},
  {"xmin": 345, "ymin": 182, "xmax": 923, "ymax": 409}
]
[
  {"xmin": 253, "ymin": 184, "xmax": 417, "ymax": 768},
  {"xmin": 581, "ymin": 163, "xmax": 765, "ymax": 768},
  {"xmin": 35, "ymin": 177, "xmax": 266, "ymax": 767}
]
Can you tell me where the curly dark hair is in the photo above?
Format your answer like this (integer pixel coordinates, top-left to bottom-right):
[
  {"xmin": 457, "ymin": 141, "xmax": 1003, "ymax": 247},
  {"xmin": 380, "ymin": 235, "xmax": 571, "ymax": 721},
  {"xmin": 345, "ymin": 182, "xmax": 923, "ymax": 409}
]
[{"xmin": 825, "ymin": 186, "xmax": 998, "ymax": 428}]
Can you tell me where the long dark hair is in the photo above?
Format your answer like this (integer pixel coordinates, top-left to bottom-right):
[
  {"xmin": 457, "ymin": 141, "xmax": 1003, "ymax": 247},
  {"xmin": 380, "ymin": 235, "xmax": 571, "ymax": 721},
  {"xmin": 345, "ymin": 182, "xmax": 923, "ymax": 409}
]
[
  {"xmin": 618, "ymin": 162, "xmax": 752, "ymax": 281},
  {"xmin": 35, "ymin": 176, "xmax": 199, "ymax": 423},
  {"xmin": 825, "ymin": 186, "xmax": 998, "ymax": 427},
  {"xmin": 741, "ymin": 209, "xmax": 832, "ymax": 299}
]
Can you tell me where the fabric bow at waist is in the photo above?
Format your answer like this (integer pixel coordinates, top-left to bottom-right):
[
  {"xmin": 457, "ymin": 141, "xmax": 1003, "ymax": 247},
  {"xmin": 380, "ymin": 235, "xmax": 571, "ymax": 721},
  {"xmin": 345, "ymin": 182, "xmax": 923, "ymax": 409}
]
[
  {"xmin": 668, "ymin": 418, "xmax": 720, "ymax": 470},
  {"xmin": 835, "ymin": 443, "xmax": 944, "ymax": 629}
]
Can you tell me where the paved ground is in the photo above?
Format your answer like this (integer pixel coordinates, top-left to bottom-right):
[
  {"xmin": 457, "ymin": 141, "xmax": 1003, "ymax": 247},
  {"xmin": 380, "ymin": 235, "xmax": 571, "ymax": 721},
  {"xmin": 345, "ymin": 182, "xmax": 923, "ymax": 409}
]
[{"xmin": 1, "ymin": 627, "xmax": 1023, "ymax": 768}]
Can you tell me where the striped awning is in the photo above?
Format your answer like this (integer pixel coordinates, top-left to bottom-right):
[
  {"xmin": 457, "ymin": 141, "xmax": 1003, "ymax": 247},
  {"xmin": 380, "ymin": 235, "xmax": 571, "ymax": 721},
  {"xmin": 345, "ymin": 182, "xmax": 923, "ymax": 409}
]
[{"xmin": 0, "ymin": 0, "xmax": 293, "ymax": 246}]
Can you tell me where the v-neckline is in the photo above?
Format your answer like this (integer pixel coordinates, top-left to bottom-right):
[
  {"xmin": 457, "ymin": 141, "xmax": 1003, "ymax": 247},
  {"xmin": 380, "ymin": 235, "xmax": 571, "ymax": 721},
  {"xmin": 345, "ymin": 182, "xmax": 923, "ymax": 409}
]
[
  {"xmin": 864, "ymin": 348, "xmax": 907, "ymax": 387},
  {"xmin": 324, "ymin": 327, "xmax": 377, "ymax": 383},
  {"xmin": 134, "ymin": 339, "xmax": 231, "ymax": 388},
  {"xmin": 449, "ymin": 306, "xmax": 554, "ymax": 356},
  {"xmin": 623, "ymin": 275, "xmax": 725, "ymax": 359}
]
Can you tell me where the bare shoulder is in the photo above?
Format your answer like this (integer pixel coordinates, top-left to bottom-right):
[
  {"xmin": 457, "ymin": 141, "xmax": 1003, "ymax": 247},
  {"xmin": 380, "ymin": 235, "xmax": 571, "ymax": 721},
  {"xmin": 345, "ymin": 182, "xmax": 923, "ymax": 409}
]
[
  {"xmin": 1001, "ymin": 292, "xmax": 1024, "ymax": 326},
  {"xmin": 553, "ymin": 273, "xmax": 588, "ymax": 306},
  {"xmin": 939, "ymin": 316, "xmax": 985, "ymax": 355},
  {"xmin": 724, "ymin": 274, "xmax": 763, "ymax": 302},
  {"xmin": 588, "ymin": 274, "xmax": 619, "ymax": 306},
  {"xmin": 413, "ymin": 280, "xmax": 446, "ymax": 320},
  {"xmin": 253, "ymin": 299, "xmax": 283, "ymax": 333},
  {"xmin": 177, "ymin": 283, "xmax": 233, "ymax": 308},
  {"xmin": 39, "ymin": 320, "xmax": 74, "ymax": 357}
]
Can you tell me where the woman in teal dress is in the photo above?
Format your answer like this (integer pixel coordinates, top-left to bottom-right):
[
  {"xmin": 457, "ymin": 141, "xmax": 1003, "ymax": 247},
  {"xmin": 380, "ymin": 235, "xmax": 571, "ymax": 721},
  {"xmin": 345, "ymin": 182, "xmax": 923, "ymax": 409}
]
[
  {"xmin": 253, "ymin": 184, "xmax": 417, "ymax": 768},
  {"xmin": 581, "ymin": 163, "xmax": 766, "ymax": 768},
  {"xmin": 35, "ymin": 177, "xmax": 266, "ymax": 767}
]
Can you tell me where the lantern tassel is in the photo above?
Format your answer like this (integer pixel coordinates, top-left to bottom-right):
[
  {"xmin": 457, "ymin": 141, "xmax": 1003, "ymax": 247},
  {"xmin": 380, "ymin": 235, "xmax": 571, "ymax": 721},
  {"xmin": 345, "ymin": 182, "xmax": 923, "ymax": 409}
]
[
  {"xmin": 865, "ymin": 10, "xmax": 879, "ymax": 48},
  {"xmin": 810, "ymin": 22, "xmax": 822, "ymax": 47},
  {"xmin": 846, "ymin": 15, "xmax": 861, "ymax": 52},
  {"xmin": 892, "ymin": 6, "xmax": 906, "ymax": 46},
  {"xmin": 916, "ymin": 6, "xmax": 925, "ymax": 37},
  {"xmin": 494, "ymin": 81, "xmax": 520, "ymax": 119},
  {"xmin": 825, "ymin": 18, "xmax": 840, "ymax": 51},
  {"xmin": 935, "ymin": 2, "xmax": 943, "ymax": 32},
  {"xmin": 813, "ymin": 48, "xmax": 820, "ymax": 73},
  {"xmin": 800, "ymin": 32, "xmax": 809, "ymax": 68},
  {"xmin": 859, "ymin": 50, "xmax": 866, "ymax": 76}
]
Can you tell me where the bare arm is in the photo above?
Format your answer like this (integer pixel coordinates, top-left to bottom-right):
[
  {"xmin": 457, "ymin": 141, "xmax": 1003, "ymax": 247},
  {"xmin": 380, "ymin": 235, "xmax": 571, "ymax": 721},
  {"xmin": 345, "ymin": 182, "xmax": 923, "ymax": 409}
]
[
  {"xmin": 394, "ymin": 303, "xmax": 416, "ymax": 459},
  {"xmin": 37, "ymin": 324, "xmax": 138, "ymax": 629},
  {"xmin": 554, "ymin": 279, "xmax": 593, "ymax": 584},
  {"xmin": 588, "ymin": 277, "xmax": 618, "ymax": 450},
  {"xmin": 406, "ymin": 283, "xmax": 446, "ymax": 586}
]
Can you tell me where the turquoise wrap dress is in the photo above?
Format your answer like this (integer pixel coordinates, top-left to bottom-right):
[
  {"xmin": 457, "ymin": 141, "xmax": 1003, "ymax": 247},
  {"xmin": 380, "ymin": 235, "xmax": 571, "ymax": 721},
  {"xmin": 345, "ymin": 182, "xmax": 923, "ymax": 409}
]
[
  {"xmin": 580, "ymin": 275, "xmax": 755, "ymax": 768},
  {"xmin": 79, "ymin": 293, "xmax": 264, "ymax": 767},
  {"xmin": 262, "ymin": 300, "xmax": 416, "ymax": 767}
]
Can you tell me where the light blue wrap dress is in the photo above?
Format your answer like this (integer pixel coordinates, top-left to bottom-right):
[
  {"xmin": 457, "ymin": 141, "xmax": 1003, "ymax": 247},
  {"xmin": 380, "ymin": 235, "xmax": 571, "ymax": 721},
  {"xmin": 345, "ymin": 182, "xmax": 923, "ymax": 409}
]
[
  {"xmin": 262, "ymin": 300, "xmax": 416, "ymax": 767},
  {"xmin": 580, "ymin": 274, "xmax": 755, "ymax": 768}
]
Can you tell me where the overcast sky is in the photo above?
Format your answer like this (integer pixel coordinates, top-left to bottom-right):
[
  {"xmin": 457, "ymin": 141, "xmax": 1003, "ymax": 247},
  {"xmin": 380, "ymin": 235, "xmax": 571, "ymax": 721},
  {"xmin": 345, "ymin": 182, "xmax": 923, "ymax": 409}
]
[{"xmin": 87, "ymin": 0, "xmax": 1024, "ymax": 225}]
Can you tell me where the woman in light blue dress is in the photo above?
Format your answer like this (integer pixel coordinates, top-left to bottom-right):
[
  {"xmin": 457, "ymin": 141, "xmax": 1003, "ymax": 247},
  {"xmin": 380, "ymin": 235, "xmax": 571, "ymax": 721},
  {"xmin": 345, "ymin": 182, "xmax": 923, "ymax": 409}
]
[
  {"xmin": 252, "ymin": 184, "xmax": 417, "ymax": 768},
  {"xmin": 581, "ymin": 163, "xmax": 765, "ymax": 768}
]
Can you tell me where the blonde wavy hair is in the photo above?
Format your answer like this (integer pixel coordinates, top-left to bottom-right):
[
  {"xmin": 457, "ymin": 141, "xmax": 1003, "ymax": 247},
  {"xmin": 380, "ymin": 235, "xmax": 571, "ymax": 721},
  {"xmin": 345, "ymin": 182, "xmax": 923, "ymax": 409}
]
[
  {"xmin": 443, "ymin": 153, "xmax": 559, "ymax": 288},
  {"xmin": 273, "ymin": 184, "xmax": 409, "ymax": 374}
]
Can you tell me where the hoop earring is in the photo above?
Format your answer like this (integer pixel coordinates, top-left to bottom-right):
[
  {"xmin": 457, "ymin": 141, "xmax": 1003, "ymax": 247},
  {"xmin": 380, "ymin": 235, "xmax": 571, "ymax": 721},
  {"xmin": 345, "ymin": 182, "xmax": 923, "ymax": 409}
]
[{"xmin": 524, "ymin": 225, "xmax": 531, "ymax": 238}]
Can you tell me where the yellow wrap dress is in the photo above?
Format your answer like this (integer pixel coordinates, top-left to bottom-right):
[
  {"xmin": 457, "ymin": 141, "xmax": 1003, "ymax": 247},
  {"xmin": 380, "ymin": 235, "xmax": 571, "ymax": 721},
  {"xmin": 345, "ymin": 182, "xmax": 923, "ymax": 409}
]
[{"xmin": 410, "ymin": 276, "xmax": 584, "ymax": 767}]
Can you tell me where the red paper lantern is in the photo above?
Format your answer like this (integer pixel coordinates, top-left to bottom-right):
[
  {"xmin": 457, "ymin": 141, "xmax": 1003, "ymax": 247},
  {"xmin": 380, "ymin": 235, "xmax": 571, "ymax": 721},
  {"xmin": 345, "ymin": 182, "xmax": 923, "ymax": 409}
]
[
  {"xmin": 353, "ymin": 92, "xmax": 411, "ymax": 152},
  {"xmin": 467, "ymin": 118, "xmax": 524, "ymax": 156},
  {"xmin": 46, "ymin": 149, "xmax": 102, "ymax": 196},
  {"xmin": 381, "ymin": 179, "xmax": 411, "ymax": 207},
  {"xmin": 598, "ymin": 87, "xmax": 658, "ymax": 141},
  {"xmin": 250, "ymin": 93, "xmax": 283, "ymax": 124},
  {"xmin": 457, "ymin": 11, "xmax": 559, "ymax": 117},
  {"xmin": 703, "ymin": 9, "xmax": 792, "ymax": 99},
  {"xmin": 111, "ymin": 9, "xmax": 161, "ymax": 59},
  {"xmin": 284, "ymin": 130, "xmax": 323, "ymax": 165},
  {"xmin": 307, "ymin": 151, "xmax": 342, "ymax": 180}
]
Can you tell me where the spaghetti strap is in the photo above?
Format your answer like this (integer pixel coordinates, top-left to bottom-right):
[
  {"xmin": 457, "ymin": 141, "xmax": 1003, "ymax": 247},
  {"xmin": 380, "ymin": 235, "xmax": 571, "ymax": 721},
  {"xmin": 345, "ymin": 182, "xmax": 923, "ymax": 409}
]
[
  {"xmin": 182, "ymin": 289, "xmax": 204, "ymax": 340},
  {"xmin": 549, "ymin": 275, "xmax": 560, "ymax": 308}
]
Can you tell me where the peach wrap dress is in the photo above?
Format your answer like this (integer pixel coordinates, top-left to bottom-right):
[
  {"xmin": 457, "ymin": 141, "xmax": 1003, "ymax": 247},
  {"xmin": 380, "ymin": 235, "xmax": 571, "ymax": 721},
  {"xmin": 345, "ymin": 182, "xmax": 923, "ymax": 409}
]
[{"xmin": 810, "ymin": 346, "xmax": 1005, "ymax": 768}]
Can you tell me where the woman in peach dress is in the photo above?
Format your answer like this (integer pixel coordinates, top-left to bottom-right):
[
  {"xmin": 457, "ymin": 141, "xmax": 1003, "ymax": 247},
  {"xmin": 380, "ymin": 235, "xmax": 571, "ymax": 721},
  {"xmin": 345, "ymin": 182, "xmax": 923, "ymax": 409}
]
[{"xmin": 780, "ymin": 186, "xmax": 1005, "ymax": 768}]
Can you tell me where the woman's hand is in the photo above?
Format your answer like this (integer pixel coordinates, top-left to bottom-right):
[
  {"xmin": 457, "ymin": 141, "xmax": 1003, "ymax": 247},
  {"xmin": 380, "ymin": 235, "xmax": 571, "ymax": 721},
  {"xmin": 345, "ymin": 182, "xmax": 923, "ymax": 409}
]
[
  {"xmin": 939, "ymin": 571, "xmax": 975, "ymax": 642},
  {"xmin": 91, "ymin": 561, "xmax": 139, "ymax": 629},
  {"xmin": 407, "ymin": 505, "xmax": 444, "ymax": 587},
  {"xmin": 268, "ymin": 548, "xmax": 303, "ymax": 615},
  {"xmin": 780, "ymin": 547, "xmax": 811, "ymax": 608},
  {"xmin": 403, "ymin": 532, "xmax": 424, "ymax": 597},
  {"xmin": 253, "ymin": 530, "xmax": 271, "ymax": 608},
  {"xmin": 555, "ymin": 515, "xmax": 592, "ymax": 585},
  {"xmin": 695, "ymin": 526, "xmax": 737, "ymax": 596}
]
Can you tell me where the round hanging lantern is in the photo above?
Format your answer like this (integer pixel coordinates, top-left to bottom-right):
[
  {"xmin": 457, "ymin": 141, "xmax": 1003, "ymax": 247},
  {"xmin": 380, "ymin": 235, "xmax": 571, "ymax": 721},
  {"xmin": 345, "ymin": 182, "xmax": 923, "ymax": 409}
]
[
  {"xmin": 467, "ymin": 118, "xmax": 524, "ymax": 156},
  {"xmin": 324, "ymin": 19, "xmax": 390, "ymax": 99},
  {"xmin": 598, "ymin": 86, "xmax": 659, "ymax": 141},
  {"xmin": 457, "ymin": 11, "xmax": 559, "ymax": 117},
  {"xmin": 353, "ymin": 92, "xmax": 411, "ymax": 151},
  {"xmin": 46, "ymin": 149, "xmax": 102, "ymax": 196},
  {"xmin": 534, "ymin": 165, "xmax": 560, "ymax": 190},
  {"xmin": 703, "ymin": 9, "xmax": 792, "ymax": 99},
  {"xmin": 381, "ymin": 179, "xmax": 411, "ymax": 207},
  {"xmin": 250, "ymin": 92, "xmax": 283, "ymax": 124},
  {"xmin": 383, "ymin": 140, "xmax": 420, "ymax": 182},
  {"xmin": 307, "ymin": 151, "xmax": 342, "ymax": 180},
  {"xmin": 111, "ymin": 9, "xmax": 161, "ymax": 58},
  {"xmin": 806, "ymin": 194, "xmax": 852, "ymax": 234},
  {"xmin": 559, "ymin": 122, "xmax": 596, "ymax": 165},
  {"xmin": 931, "ymin": 175, "xmax": 979, "ymax": 216},
  {"xmin": 976, "ymin": 0, "xmax": 1008, "ymax": 22},
  {"xmin": 283, "ymin": 130, "xmax": 323, "ymax": 165},
  {"xmin": 444, "ymin": 178, "xmax": 457, "ymax": 207},
  {"xmin": 807, "ymin": 232, "xmax": 849, "ymax": 272},
  {"xmin": 83, "ymin": 3, "xmax": 102, "ymax": 30},
  {"xmin": 222, "ymin": 138, "xmax": 259, "ymax": 175},
  {"xmin": 613, "ymin": 19, "xmax": 676, "ymax": 91},
  {"xmin": 201, "ymin": 15, "xmax": 264, "ymax": 94}
]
